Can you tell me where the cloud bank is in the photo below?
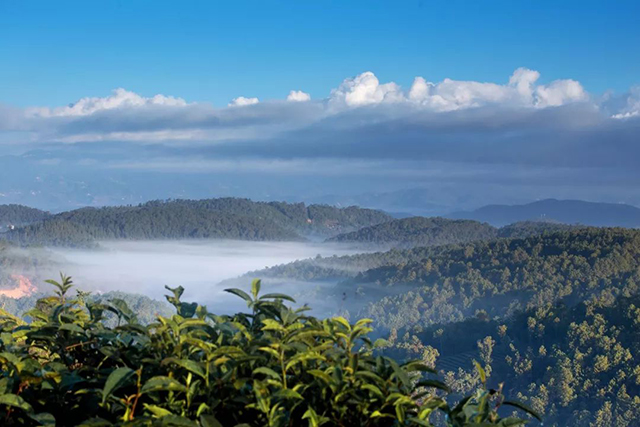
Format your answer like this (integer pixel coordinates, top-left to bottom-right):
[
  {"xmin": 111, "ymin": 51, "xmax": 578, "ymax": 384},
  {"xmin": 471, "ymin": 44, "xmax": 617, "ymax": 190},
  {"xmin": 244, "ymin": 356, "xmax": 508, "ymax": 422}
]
[
  {"xmin": 1, "ymin": 67, "xmax": 640, "ymax": 211},
  {"xmin": 2, "ymin": 67, "xmax": 616, "ymax": 145}
]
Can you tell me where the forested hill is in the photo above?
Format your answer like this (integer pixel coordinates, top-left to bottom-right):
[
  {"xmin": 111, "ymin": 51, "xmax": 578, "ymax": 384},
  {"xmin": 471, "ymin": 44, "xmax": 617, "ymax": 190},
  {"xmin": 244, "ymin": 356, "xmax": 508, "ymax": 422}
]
[
  {"xmin": 356, "ymin": 227, "xmax": 640, "ymax": 330},
  {"xmin": 326, "ymin": 217, "xmax": 498, "ymax": 248},
  {"xmin": 0, "ymin": 198, "xmax": 391, "ymax": 247},
  {"xmin": 387, "ymin": 291, "xmax": 640, "ymax": 426},
  {"xmin": 236, "ymin": 227, "xmax": 640, "ymax": 330},
  {"xmin": 226, "ymin": 222, "xmax": 596, "ymax": 288},
  {"xmin": 496, "ymin": 220, "xmax": 580, "ymax": 239},
  {"xmin": 449, "ymin": 198, "xmax": 640, "ymax": 227},
  {"xmin": 0, "ymin": 204, "xmax": 51, "ymax": 231}
]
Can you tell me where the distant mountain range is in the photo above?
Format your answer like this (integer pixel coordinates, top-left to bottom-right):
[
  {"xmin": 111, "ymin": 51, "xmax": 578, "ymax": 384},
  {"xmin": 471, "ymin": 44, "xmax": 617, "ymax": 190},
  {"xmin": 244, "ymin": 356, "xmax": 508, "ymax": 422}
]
[{"xmin": 448, "ymin": 199, "xmax": 640, "ymax": 227}]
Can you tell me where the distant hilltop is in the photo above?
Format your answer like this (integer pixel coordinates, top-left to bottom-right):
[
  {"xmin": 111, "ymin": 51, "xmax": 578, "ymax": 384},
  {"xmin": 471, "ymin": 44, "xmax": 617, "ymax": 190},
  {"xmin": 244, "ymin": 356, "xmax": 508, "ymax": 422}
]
[
  {"xmin": 448, "ymin": 198, "xmax": 640, "ymax": 228},
  {"xmin": 0, "ymin": 197, "xmax": 392, "ymax": 247}
]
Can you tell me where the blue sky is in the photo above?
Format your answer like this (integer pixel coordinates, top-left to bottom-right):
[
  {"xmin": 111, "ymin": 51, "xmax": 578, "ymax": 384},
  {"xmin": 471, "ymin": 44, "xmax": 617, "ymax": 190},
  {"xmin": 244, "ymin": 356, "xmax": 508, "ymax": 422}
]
[
  {"xmin": 1, "ymin": 0, "xmax": 640, "ymax": 212},
  {"xmin": 1, "ymin": 0, "xmax": 639, "ymax": 107}
]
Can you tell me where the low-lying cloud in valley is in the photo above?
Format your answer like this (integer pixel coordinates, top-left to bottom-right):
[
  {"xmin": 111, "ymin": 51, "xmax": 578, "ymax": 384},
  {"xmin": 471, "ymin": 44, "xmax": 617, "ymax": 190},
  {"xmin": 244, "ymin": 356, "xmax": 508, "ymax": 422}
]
[{"xmin": 46, "ymin": 240, "xmax": 366, "ymax": 314}]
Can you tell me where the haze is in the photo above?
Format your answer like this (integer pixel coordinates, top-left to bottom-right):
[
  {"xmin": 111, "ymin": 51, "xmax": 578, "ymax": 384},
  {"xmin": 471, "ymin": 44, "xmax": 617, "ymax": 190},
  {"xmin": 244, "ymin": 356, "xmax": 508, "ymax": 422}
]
[{"xmin": 47, "ymin": 240, "xmax": 366, "ymax": 313}]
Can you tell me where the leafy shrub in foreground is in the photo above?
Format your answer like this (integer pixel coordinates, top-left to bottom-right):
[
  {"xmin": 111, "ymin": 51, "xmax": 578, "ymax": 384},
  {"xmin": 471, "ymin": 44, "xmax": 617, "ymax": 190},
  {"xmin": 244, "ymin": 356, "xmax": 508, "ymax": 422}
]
[{"xmin": 0, "ymin": 276, "xmax": 539, "ymax": 426}]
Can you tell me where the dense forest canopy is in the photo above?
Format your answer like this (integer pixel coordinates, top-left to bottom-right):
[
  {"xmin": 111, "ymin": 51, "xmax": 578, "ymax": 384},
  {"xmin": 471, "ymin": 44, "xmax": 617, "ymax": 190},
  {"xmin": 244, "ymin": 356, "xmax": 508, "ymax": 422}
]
[
  {"xmin": 353, "ymin": 228, "xmax": 640, "ymax": 328},
  {"xmin": 0, "ymin": 199, "xmax": 391, "ymax": 247},
  {"xmin": 496, "ymin": 221, "xmax": 581, "ymax": 239},
  {"xmin": 327, "ymin": 217, "xmax": 498, "ymax": 249},
  {"xmin": 386, "ymin": 293, "xmax": 640, "ymax": 426},
  {"xmin": 0, "ymin": 205, "xmax": 51, "ymax": 231},
  {"xmin": 233, "ymin": 224, "xmax": 600, "ymax": 287}
]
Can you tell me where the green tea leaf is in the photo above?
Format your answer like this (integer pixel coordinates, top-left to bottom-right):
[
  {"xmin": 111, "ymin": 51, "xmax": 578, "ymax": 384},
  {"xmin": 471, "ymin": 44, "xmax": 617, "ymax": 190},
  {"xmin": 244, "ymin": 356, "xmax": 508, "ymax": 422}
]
[
  {"xmin": 141, "ymin": 376, "xmax": 188, "ymax": 394},
  {"xmin": 102, "ymin": 367, "xmax": 135, "ymax": 404},
  {"xmin": 0, "ymin": 393, "xmax": 33, "ymax": 412}
]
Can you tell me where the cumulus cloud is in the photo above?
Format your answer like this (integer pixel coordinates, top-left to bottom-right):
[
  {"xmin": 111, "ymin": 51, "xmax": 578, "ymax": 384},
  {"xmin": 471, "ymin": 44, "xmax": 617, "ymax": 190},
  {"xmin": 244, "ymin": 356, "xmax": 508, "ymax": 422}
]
[
  {"xmin": 321, "ymin": 67, "xmax": 589, "ymax": 112},
  {"xmin": 534, "ymin": 79, "xmax": 588, "ymax": 107},
  {"xmin": 3, "ymin": 67, "xmax": 600, "ymax": 145},
  {"xmin": 329, "ymin": 72, "xmax": 404, "ymax": 107},
  {"xmin": 29, "ymin": 88, "xmax": 188, "ymax": 117},
  {"xmin": 228, "ymin": 96, "xmax": 260, "ymax": 107},
  {"xmin": 0, "ymin": 67, "xmax": 636, "ymax": 188},
  {"xmin": 0, "ymin": 64, "xmax": 639, "ymax": 212},
  {"xmin": 402, "ymin": 67, "xmax": 588, "ymax": 111},
  {"xmin": 286, "ymin": 90, "xmax": 311, "ymax": 102}
]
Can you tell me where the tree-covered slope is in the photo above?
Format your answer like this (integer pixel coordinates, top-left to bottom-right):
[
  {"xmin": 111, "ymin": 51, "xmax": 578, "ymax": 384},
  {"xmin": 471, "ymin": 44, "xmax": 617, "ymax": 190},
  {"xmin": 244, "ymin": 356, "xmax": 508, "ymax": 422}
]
[
  {"xmin": 327, "ymin": 217, "xmax": 498, "ymax": 249},
  {"xmin": 0, "ymin": 204, "xmax": 51, "ymax": 231},
  {"xmin": 1, "ymin": 198, "xmax": 391, "ymax": 247},
  {"xmin": 497, "ymin": 221, "xmax": 581, "ymax": 239},
  {"xmin": 233, "ymin": 223, "xmax": 596, "ymax": 289},
  {"xmin": 387, "ymin": 293, "xmax": 640, "ymax": 426},
  {"xmin": 356, "ymin": 228, "xmax": 640, "ymax": 330}
]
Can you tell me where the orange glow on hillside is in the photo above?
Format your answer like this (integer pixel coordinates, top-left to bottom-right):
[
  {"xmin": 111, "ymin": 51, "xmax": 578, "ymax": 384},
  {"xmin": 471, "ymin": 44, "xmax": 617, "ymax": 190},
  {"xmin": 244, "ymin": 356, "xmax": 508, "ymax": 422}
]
[{"xmin": 0, "ymin": 275, "xmax": 38, "ymax": 299}]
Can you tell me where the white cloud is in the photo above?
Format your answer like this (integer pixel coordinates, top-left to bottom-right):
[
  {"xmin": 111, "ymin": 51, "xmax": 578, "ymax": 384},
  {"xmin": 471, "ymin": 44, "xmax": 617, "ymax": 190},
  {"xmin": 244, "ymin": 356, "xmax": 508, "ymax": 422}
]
[
  {"xmin": 534, "ymin": 79, "xmax": 588, "ymax": 107},
  {"xmin": 612, "ymin": 86, "xmax": 640, "ymax": 119},
  {"xmin": 405, "ymin": 67, "xmax": 587, "ymax": 111},
  {"xmin": 1, "ymin": 67, "xmax": 636, "ymax": 148},
  {"xmin": 509, "ymin": 67, "xmax": 540, "ymax": 102},
  {"xmin": 228, "ymin": 96, "xmax": 260, "ymax": 107},
  {"xmin": 329, "ymin": 71, "xmax": 404, "ymax": 107},
  {"xmin": 328, "ymin": 68, "xmax": 588, "ymax": 112},
  {"xmin": 286, "ymin": 90, "xmax": 311, "ymax": 102},
  {"xmin": 408, "ymin": 77, "xmax": 432, "ymax": 102},
  {"xmin": 29, "ymin": 88, "xmax": 188, "ymax": 117}
]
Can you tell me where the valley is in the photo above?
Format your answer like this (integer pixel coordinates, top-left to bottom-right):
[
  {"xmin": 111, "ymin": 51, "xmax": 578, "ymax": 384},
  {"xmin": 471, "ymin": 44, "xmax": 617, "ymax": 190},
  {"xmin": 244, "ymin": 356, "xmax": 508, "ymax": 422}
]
[{"xmin": 1, "ymin": 197, "xmax": 640, "ymax": 425}]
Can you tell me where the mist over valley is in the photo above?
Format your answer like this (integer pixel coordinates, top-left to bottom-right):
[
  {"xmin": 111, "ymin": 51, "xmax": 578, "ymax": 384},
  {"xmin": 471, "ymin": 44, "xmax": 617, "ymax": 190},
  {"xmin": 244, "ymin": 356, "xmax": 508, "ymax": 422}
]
[{"xmin": 46, "ymin": 239, "xmax": 369, "ymax": 315}]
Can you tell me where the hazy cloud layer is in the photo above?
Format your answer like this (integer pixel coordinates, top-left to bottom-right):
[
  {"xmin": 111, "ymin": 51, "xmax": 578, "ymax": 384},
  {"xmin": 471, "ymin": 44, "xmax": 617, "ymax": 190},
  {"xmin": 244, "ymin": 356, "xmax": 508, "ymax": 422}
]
[
  {"xmin": 1, "ymin": 68, "xmax": 640, "ymax": 210},
  {"xmin": 2, "ymin": 67, "xmax": 634, "ymax": 146},
  {"xmin": 49, "ymin": 240, "xmax": 365, "ymax": 315}
]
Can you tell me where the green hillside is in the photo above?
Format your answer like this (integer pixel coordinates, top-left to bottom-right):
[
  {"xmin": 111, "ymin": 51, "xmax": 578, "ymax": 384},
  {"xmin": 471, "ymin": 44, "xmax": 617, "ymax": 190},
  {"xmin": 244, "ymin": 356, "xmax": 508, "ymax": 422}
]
[
  {"xmin": 355, "ymin": 228, "xmax": 640, "ymax": 329},
  {"xmin": 386, "ymin": 293, "xmax": 640, "ymax": 426},
  {"xmin": 1, "ymin": 198, "xmax": 391, "ymax": 247},
  {"xmin": 327, "ymin": 217, "xmax": 498, "ymax": 249},
  {"xmin": 0, "ymin": 204, "xmax": 51, "ymax": 231}
]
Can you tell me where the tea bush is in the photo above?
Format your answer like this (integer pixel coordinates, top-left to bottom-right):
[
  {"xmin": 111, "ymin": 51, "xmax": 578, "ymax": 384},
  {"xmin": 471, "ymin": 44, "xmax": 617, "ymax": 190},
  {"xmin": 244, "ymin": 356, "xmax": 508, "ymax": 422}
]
[{"xmin": 0, "ymin": 276, "xmax": 539, "ymax": 426}]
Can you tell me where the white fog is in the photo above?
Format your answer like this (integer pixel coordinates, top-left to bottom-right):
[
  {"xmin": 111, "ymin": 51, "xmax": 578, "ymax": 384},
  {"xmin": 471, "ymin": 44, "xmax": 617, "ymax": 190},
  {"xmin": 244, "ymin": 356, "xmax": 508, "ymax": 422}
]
[{"xmin": 46, "ymin": 240, "xmax": 366, "ymax": 314}]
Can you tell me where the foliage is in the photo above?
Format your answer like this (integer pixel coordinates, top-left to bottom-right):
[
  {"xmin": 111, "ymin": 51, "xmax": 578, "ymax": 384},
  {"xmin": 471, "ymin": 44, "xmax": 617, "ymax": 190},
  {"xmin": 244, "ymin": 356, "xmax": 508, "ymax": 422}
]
[
  {"xmin": 327, "ymin": 217, "xmax": 498, "ymax": 249},
  {"xmin": 354, "ymin": 227, "xmax": 640, "ymax": 329},
  {"xmin": 0, "ymin": 205, "xmax": 51, "ymax": 232},
  {"xmin": 1, "ymin": 198, "xmax": 391, "ymax": 247},
  {"xmin": 388, "ymin": 294, "xmax": 640, "ymax": 426},
  {"xmin": 238, "ymin": 224, "xmax": 598, "ymax": 286},
  {"xmin": 496, "ymin": 221, "xmax": 581, "ymax": 239},
  {"xmin": 236, "ymin": 228, "xmax": 640, "ymax": 332},
  {"xmin": 0, "ymin": 276, "xmax": 537, "ymax": 426}
]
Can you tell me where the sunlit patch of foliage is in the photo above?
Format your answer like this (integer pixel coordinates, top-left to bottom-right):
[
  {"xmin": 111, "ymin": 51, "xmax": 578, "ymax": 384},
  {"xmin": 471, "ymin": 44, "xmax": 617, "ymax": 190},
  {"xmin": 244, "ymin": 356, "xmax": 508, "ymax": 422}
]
[{"xmin": 0, "ymin": 275, "xmax": 539, "ymax": 426}]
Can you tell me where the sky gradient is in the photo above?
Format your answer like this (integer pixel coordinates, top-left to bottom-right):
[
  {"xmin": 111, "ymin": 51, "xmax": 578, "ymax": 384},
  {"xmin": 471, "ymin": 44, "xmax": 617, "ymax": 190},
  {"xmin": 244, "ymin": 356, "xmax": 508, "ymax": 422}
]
[
  {"xmin": 0, "ymin": 1, "xmax": 639, "ymax": 213},
  {"xmin": 1, "ymin": 0, "xmax": 639, "ymax": 107}
]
